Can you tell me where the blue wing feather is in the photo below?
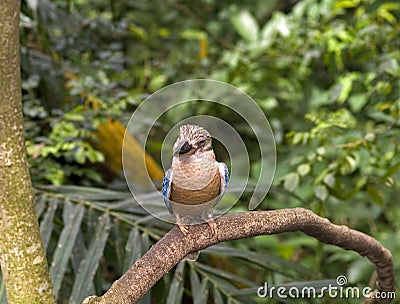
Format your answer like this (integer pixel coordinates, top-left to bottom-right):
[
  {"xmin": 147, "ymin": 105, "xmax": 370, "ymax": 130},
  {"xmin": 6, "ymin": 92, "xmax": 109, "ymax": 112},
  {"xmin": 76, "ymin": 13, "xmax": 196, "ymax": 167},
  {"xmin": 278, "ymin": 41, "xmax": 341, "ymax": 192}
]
[
  {"xmin": 162, "ymin": 168, "xmax": 174, "ymax": 214},
  {"xmin": 224, "ymin": 163, "xmax": 229, "ymax": 189}
]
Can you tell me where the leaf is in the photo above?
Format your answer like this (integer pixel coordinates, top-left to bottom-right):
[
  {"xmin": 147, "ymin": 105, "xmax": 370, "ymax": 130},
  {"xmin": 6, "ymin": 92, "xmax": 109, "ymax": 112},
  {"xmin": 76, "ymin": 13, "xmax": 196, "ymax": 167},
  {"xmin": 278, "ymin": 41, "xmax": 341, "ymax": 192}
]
[
  {"xmin": 35, "ymin": 194, "xmax": 48, "ymax": 218},
  {"xmin": 0, "ymin": 272, "xmax": 6, "ymax": 304},
  {"xmin": 86, "ymin": 207, "xmax": 97, "ymax": 238},
  {"xmin": 149, "ymin": 74, "xmax": 167, "ymax": 92},
  {"xmin": 283, "ymin": 172, "xmax": 300, "ymax": 192},
  {"xmin": 335, "ymin": 0, "xmax": 360, "ymax": 9},
  {"xmin": 367, "ymin": 186, "xmax": 383, "ymax": 206},
  {"xmin": 195, "ymin": 279, "xmax": 209, "ymax": 304},
  {"xmin": 349, "ymin": 93, "xmax": 368, "ymax": 112},
  {"xmin": 380, "ymin": 2, "xmax": 400, "ymax": 11},
  {"xmin": 112, "ymin": 219, "xmax": 125, "ymax": 274},
  {"xmin": 195, "ymin": 263, "xmax": 255, "ymax": 287},
  {"xmin": 39, "ymin": 198, "xmax": 58, "ymax": 249},
  {"xmin": 166, "ymin": 262, "xmax": 185, "ymax": 304},
  {"xmin": 129, "ymin": 23, "xmax": 147, "ymax": 41},
  {"xmin": 180, "ymin": 29, "xmax": 206, "ymax": 40},
  {"xmin": 50, "ymin": 201, "xmax": 84, "ymax": 297},
  {"xmin": 348, "ymin": 259, "xmax": 375, "ymax": 283},
  {"xmin": 213, "ymin": 287, "xmax": 224, "ymax": 304},
  {"xmin": 204, "ymin": 245, "xmax": 314, "ymax": 278},
  {"xmin": 68, "ymin": 233, "xmax": 96, "ymax": 295},
  {"xmin": 123, "ymin": 227, "xmax": 142, "ymax": 272},
  {"xmin": 260, "ymin": 19, "xmax": 277, "ymax": 48},
  {"xmin": 382, "ymin": 161, "xmax": 400, "ymax": 179},
  {"xmin": 337, "ymin": 73, "xmax": 359, "ymax": 103},
  {"xmin": 230, "ymin": 10, "xmax": 259, "ymax": 42},
  {"xmin": 69, "ymin": 214, "xmax": 111, "ymax": 303},
  {"xmin": 37, "ymin": 185, "xmax": 131, "ymax": 201},
  {"xmin": 141, "ymin": 232, "xmax": 151, "ymax": 252},
  {"xmin": 376, "ymin": 81, "xmax": 392, "ymax": 95},
  {"xmin": 314, "ymin": 185, "xmax": 329, "ymax": 201},
  {"xmin": 190, "ymin": 267, "xmax": 209, "ymax": 304},
  {"xmin": 87, "ymin": 148, "xmax": 104, "ymax": 163},
  {"xmin": 323, "ymin": 173, "xmax": 336, "ymax": 188},
  {"xmin": 297, "ymin": 163, "xmax": 311, "ymax": 176},
  {"xmin": 340, "ymin": 153, "xmax": 359, "ymax": 175},
  {"xmin": 377, "ymin": 7, "xmax": 397, "ymax": 23},
  {"xmin": 380, "ymin": 58, "xmax": 400, "ymax": 77},
  {"xmin": 26, "ymin": 0, "xmax": 38, "ymax": 12},
  {"xmin": 190, "ymin": 267, "xmax": 201, "ymax": 295},
  {"xmin": 274, "ymin": 12, "xmax": 290, "ymax": 37},
  {"xmin": 199, "ymin": 272, "xmax": 238, "ymax": 295},
  {"xmin": 70, "ymin": 233, "xmax": 87, "ymax": 273},
  {"xmin": 260, "ymin": 11, "xmax": 290, "ymax": 50}
]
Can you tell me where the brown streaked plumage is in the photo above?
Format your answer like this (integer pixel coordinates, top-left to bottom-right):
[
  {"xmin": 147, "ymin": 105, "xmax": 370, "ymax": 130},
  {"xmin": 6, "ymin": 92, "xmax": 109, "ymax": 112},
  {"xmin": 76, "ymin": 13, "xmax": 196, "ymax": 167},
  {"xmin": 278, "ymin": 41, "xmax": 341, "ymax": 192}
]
[{"xmin": 171, "ymin": 168, "xmax": 220, "ymax": 206}]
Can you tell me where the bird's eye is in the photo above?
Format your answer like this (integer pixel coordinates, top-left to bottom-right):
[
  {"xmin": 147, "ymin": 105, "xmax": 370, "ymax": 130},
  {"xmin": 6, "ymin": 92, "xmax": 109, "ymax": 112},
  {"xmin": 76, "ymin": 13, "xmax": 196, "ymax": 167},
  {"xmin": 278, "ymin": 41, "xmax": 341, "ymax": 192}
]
[{"xmin": 198, "ymin": 139, "xmax": 206, "ymax": 146}]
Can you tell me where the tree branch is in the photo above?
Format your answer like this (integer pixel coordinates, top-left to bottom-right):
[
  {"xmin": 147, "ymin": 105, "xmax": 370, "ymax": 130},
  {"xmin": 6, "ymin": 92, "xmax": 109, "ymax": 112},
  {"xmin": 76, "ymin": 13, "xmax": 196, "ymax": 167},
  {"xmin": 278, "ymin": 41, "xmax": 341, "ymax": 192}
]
[{"xmin": 83, "ymin": 208, "xmax": 395, "ymax": 304}]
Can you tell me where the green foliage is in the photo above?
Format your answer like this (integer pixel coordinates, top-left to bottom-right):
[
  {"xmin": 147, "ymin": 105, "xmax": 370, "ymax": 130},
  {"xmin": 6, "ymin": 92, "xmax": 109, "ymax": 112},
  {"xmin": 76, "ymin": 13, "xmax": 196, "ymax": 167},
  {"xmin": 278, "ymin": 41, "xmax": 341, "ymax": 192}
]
[
  {"xmin": 25, "ymin": 105, "xmax": 105, "ymax": 185},
  {"xmin": 5, "ymin": 0, "xmax": 399, "ymax": 303}
]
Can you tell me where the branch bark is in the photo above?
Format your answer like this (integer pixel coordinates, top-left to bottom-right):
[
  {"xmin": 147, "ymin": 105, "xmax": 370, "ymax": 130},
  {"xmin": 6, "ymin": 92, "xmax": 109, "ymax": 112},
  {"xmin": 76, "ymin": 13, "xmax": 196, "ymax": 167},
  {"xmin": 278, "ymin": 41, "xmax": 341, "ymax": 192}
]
[
  {"xmin": 0, "ymin": 1, "xmax": 55, "ymax": 302},
  {"xmin": 83, "ymin": 208, "xmax": 395, "ymax": 304}
]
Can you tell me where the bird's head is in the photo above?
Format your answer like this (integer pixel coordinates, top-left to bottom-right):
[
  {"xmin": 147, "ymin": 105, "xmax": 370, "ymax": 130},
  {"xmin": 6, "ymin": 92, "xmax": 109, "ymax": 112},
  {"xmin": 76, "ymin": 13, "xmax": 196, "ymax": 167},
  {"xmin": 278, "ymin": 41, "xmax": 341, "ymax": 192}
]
[{"xmin": 173, "ymin": 124, "xmax": 213, "ymax": 157}]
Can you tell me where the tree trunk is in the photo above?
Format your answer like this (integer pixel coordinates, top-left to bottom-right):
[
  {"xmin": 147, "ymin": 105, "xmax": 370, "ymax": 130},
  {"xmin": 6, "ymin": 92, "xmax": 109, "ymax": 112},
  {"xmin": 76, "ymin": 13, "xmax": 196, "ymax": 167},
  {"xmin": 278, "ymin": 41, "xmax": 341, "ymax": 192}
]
[{"xmin": 0, "ymin": 1, "xmax": 55, "ymax": 303}]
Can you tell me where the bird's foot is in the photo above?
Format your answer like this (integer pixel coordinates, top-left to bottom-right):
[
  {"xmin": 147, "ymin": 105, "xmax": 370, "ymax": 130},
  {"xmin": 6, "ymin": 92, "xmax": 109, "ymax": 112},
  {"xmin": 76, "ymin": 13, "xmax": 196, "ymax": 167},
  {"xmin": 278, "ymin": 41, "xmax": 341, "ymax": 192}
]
[
  {"xmin": 207, "ymin": 219, "xmax": 218, "ymax": 239},
  {"xmin": 178, "ymin": 223, "xmax": 189, "ymax": 236}
]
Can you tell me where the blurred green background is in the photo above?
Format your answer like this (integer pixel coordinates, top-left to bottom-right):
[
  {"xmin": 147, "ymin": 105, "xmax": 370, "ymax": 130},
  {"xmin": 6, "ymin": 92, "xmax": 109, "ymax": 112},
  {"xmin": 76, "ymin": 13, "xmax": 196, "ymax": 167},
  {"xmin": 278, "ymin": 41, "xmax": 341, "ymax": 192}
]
[{"xmin": 6, "ymin": 0, "xmax": 400, "ymax": 303}]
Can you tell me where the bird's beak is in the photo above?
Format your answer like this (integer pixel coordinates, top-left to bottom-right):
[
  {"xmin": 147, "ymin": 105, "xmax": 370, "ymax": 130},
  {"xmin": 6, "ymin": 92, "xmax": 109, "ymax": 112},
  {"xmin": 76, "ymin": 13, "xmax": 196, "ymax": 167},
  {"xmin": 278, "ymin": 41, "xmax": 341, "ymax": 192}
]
[{"xmin": 173, "ymin": 140, "xmax": 192, "ymax": 155}]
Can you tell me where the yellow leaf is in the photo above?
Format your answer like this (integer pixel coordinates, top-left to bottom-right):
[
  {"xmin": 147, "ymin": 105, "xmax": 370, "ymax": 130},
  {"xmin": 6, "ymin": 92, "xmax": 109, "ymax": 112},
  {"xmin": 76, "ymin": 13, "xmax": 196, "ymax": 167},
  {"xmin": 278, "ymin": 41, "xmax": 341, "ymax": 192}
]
[
  {"xmin": 94, "ymin": 119, "xmax": 164, "ymax": 190},
  {"xmin": 198, "ymin": 36, "xmax": 208, "ymax": 59}
]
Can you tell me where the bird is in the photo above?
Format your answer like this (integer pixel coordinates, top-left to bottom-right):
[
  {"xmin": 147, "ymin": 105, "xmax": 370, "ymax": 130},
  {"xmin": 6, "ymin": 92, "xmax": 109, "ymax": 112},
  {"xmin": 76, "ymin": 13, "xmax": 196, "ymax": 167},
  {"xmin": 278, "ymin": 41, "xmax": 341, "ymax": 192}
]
[{"xmin": 162, "ymin": 124, "xmax": 229, "ymax": 260}]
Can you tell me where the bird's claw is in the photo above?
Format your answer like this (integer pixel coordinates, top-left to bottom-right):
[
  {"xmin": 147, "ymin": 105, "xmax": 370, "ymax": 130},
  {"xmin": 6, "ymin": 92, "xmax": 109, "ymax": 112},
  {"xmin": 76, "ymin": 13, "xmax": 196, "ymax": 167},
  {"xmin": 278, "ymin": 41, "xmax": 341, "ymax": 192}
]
[
  {"xmin": 207, "ymin": 219, "xmax": 218, "ymax": 239},
  {"xmin": 178, "ymin": 223, "xmax": 189, "ymax": 236},
  {"xmin": 177, "ymin": 218, "xmax": 218, "ymax": 239}
]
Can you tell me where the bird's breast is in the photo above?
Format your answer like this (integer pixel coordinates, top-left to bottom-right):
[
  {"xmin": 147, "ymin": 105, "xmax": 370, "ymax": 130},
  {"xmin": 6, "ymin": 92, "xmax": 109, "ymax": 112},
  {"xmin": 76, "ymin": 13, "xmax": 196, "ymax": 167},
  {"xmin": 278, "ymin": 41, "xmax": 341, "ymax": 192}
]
[{"xmin": 170, "ymin": 158, "xmax": 220, "ymax": 206}]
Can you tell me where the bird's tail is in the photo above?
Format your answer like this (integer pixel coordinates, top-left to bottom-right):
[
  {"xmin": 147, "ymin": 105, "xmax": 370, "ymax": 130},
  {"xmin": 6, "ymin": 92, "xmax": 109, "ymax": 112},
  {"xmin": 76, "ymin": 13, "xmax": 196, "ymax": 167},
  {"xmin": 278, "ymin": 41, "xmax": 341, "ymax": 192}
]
[{"xmin": 184, "ymin": 251, "xmax": 200, "ymax": 261}]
